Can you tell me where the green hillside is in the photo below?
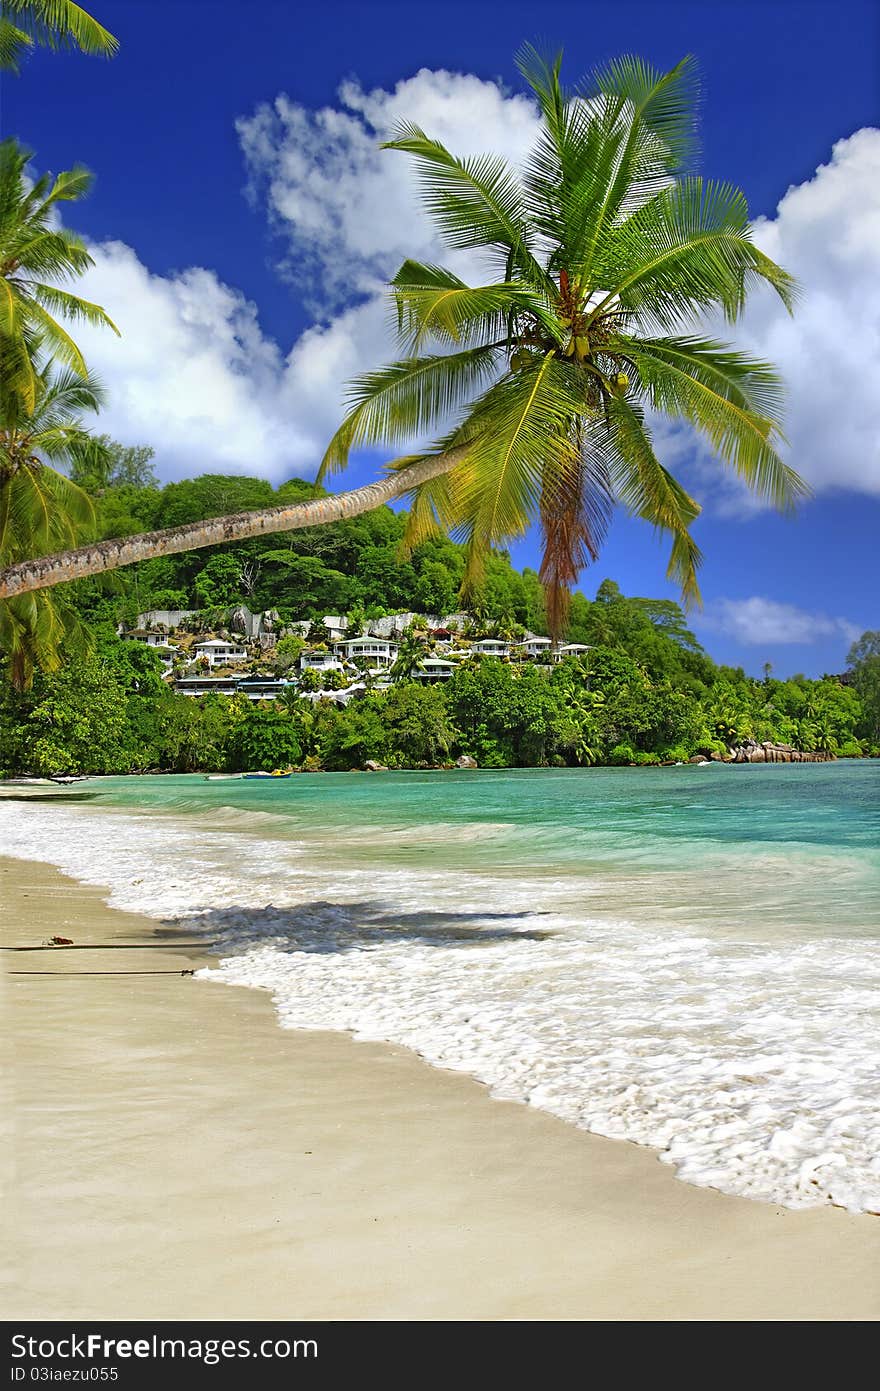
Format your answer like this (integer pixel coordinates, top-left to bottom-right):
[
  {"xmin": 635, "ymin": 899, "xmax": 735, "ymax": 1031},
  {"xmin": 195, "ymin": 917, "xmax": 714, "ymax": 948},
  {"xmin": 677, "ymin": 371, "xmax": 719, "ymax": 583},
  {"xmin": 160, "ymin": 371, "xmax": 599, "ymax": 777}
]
[{"xmin": 0, "ymin": 460, "xmax": 875, "ymax": 775}]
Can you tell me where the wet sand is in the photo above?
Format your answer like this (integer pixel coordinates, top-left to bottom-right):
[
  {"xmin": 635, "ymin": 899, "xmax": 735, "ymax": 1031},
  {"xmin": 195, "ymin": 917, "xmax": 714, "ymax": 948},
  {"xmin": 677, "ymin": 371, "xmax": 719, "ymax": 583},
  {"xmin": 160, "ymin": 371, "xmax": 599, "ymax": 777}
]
[{"xmin": 2, "ymin": 855, "xmax": 878, "ymax": 1320}]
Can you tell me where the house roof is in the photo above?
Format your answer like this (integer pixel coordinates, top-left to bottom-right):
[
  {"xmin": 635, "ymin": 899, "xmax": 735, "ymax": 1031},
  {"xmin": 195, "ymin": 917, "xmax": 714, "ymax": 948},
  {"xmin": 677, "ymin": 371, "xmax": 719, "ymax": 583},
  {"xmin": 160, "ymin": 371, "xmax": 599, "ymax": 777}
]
[{"xmin": 194, "ymin": 638, "xmax": 246, "ymax": 649}]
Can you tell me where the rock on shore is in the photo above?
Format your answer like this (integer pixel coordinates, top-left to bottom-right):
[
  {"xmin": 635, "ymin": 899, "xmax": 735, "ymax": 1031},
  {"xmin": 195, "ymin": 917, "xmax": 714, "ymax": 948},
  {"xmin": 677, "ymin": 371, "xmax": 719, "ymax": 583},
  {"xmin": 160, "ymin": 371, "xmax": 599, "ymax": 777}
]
[{"xmin": 691, "ymin": 742, "xmax": 835, "ymax": 765}]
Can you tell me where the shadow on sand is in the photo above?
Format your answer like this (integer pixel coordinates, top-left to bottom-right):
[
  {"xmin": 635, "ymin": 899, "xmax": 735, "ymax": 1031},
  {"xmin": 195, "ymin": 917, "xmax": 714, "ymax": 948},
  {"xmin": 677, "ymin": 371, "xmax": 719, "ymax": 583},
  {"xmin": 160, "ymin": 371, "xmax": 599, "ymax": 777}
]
[{"xmin": 151, "ymin": 898, "xmax": 556, "ymax": 957}]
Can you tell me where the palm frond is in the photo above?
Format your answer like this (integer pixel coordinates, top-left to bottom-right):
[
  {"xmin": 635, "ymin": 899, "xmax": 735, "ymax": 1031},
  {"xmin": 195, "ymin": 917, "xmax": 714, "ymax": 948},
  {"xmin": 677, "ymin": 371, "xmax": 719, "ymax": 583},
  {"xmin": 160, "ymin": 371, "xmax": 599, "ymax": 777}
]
[
  {"xmin": 17, "ymin": 299, "xmax": 90, "ymax": 375},
  {"xmin": 591, "ymin": 178, "xmax": 796, "ymax": 329},
  {"xmin": 606, "ymin": 395, "xmax": 703, "ymax": 602},
  {"xmin": 3, "ymin": 1, "xmax": 118, "ymax": 59},
  {"xmin": 29, "ymin": 282, "xmax": 120, "ymax": 334},
  {"xmin": 443, "ymin": 353, "xmax": 589, "ymax": 587},
  {"xmin": 385, "ymin": 449, "xmax": 462, "ymax": 554},
  {"xmin": 0, "ymin": 16, "xmax": 31, "ymax": 72},
  {"xmin": 383, "ymin": 124, "xmax": 552, "ymax": 292},
  {"xmin": 591, "ymin": 53, "xmax": 700, "ymax": 174},
  {"xmin": 515, "ymin": 43, "xmax": 567, "ymax": 140},
  {"xmin": 389, "ymin": 259, "xmax": 553, "ymax": 349},
  {"xmin": 318, "ymin": 344, "xmax": 501, "ymax": 479},
  {"xmin": 0, "ymin": 330, "xmax": 38, "ymax": 411},
  {"xmin": 628, "ymin": 337, "xmax": 808, "ymax": 508},
  {"xmin": 6, "ymin": 229, "xmax": 95, "ymax": 280}
]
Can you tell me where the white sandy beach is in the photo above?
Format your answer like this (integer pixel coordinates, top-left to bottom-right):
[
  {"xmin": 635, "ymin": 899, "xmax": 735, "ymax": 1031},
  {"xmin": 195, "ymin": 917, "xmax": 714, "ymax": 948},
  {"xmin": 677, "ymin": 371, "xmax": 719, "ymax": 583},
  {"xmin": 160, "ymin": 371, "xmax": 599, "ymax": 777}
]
[{"xmin": 2, "ymin": 854, "xmax": 879, "ymax": 1321}]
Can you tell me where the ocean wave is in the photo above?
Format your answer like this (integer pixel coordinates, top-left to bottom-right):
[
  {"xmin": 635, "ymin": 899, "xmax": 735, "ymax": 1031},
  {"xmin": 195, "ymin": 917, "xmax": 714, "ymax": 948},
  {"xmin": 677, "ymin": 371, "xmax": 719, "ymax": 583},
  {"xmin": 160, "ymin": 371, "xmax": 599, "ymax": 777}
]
[{"xmin": 2, "ymin": 796, "xmax": 878, "ymax": 1215}]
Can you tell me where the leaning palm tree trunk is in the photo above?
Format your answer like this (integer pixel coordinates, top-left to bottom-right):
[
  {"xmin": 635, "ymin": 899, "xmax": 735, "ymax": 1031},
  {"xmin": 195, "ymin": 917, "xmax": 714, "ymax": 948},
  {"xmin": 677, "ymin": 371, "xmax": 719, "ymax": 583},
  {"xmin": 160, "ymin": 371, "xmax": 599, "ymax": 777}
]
[{"xmin": 0, "ymin": 448, "xmax": 466, "ymax": 599}]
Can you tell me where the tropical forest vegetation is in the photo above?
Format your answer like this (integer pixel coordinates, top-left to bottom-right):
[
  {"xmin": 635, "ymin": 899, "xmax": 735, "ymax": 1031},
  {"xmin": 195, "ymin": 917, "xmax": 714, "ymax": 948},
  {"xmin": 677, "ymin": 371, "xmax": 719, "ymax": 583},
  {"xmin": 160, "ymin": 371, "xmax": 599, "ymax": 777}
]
[{"xmin": 0, "ymin": 461, "xmax": 873, "ymax": 774}]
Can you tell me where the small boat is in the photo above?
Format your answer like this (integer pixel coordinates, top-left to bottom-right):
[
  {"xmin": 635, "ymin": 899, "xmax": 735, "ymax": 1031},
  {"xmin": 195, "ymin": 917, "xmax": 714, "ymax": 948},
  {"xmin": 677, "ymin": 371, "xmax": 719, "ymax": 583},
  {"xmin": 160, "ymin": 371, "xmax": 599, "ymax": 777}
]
[
  {"xmin": 243, "ymin": 770, "xmax": 293, "ymax": 779},
  {"xmin": 204, "ymin": 773, "xmax": 244, "ymax": 781}
]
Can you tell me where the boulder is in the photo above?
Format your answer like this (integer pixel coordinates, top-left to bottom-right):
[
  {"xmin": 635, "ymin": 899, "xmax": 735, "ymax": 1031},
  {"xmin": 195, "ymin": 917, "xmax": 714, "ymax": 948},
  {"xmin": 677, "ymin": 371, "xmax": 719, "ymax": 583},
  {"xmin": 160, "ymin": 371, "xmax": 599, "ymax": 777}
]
[
  {"xmin": 455, "ymin": 755, "xmax": 479, "ymax": 769},
  {"xmin": 688, "ymin": 755, "xmax": 709, "ymax": 764},
  {"xmin": 728, "ymin": 742, "xmax": 835, "ymax": 765},
  {"xmin": 364, "ymin": 760, "xmax": 389, "ymax": 772}
]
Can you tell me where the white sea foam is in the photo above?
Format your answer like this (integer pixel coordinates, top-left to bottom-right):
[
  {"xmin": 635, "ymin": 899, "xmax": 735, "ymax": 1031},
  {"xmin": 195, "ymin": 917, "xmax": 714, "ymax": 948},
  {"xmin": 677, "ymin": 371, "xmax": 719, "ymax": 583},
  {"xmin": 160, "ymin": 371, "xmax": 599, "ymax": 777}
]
[{"xmin": 3, "ymin": 797, "xmax": 878, "ymax": 1214}]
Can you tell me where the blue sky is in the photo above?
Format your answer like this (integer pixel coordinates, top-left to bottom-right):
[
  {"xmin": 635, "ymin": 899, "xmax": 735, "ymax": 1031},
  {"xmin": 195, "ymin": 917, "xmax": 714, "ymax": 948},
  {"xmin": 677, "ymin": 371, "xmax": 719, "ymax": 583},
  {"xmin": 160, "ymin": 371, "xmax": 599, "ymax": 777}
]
[{"xmin": 5, "ymin": 0, "xmax": 879, "ymax": 675}]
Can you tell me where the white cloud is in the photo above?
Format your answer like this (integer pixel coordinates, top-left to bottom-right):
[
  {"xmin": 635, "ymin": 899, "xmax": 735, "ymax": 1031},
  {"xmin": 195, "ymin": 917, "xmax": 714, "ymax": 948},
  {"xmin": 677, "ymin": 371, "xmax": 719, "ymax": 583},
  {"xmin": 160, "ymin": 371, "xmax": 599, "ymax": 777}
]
[
  {"xmin": 697, "ymin": 597, "xmax": 861, "ymax": 647},
  {"xmin": 730, "ymin": 127, "xmax": 880, "ymax": 500},
  {"xmin": 237, "ymin": 69, "xmax": 541, "ymax": 300},
  {"xmin": 71, "ymin": 71, "xmax": 879, "ymax": 503},
  {"xmin": 74, "ymin": 241, "xmax": 305, "ymax": 480}
]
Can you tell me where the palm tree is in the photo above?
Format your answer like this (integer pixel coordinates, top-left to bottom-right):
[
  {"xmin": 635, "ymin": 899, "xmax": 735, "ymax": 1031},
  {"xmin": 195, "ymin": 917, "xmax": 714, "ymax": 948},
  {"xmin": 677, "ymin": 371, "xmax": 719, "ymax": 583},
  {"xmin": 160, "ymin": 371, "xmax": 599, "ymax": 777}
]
[
  {"xmin": 320, "ymin": 47, "xmax": 805, "ymax": 636},
  {"xmin": 0, "ymin": 48, "xmax": 803, "ymax": 619},
  {"xmin": 0, "ymin": 358, "xmax": 106, "ymax": 686},
  {"xmin": 0, "ymin": 140, "xmax": 119, "ymax": 411},
  {"xmin": 389, "ymin": 630, "xmax": 425, "ymax": 683},
  {"xmin": 1, "ymin": 0, "xmax": 117, "ymax": 73}
]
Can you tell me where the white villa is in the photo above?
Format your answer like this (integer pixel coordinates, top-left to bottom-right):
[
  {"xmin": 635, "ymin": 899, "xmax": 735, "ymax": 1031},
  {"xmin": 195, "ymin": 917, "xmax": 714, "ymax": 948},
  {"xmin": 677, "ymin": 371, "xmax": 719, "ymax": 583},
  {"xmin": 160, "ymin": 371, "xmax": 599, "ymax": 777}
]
[
  {"xmin": 470, "ymin": 637, "xmax": 510, "ymax": 658},
  {"xmin": 413, "ymin": 657, "xmax": 456, "ymax": 681},
  {"xmin": 552, "ymin": 642, "xmax": 592, "ymax": 662},
  {"xmin": 300, "ymin": 651, "xmax": 347, "ymax": 674},
  {"xmin": 128, "ymin": 628, "xmax": 171, "ymax": 648},
  {"xmin": 515, "ymin": 634, "xmax": 552, "ymax": 659},
  {"xmin": 335, "ymin": 636, "xmax": 399, "ymax": 665},
  {"xmin": 192, "ymin": 638, "xmax": 248, "ymax": 667},
  {"xmin": 125, "ymin": 629, "xmax": 178, "ymax": 675}
]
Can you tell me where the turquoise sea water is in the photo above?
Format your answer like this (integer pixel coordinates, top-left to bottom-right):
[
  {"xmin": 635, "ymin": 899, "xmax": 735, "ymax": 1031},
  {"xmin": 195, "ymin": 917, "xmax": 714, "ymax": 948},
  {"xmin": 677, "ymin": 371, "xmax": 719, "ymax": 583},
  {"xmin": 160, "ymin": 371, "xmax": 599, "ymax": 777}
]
[
  {"xmin": 2, "ymin": 761, "xmax": 878, "ymax": 1210},
  {"xmin": 90, "ymin": 760, "xmax": 880, "ymax": 937}
]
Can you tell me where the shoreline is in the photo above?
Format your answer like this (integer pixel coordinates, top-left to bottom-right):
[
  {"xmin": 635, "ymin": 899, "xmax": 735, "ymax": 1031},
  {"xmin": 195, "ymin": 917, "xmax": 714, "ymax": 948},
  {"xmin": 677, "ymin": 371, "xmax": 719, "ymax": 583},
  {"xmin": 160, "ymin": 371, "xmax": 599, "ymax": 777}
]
[{"xmin": 3, "ymin": 854, "xmax": 879, "ymax": 1320}]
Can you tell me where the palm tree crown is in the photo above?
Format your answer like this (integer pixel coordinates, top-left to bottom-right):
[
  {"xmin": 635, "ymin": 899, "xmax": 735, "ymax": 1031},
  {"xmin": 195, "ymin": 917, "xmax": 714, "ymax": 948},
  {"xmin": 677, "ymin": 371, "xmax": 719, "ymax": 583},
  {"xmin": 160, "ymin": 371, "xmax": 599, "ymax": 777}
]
[
  {"xmin": 0, "ymin": 139, "xmax": 119, "ymax": 412},
  {"xmin": 0, "ymin": 357, "xmax": 105, "ymax": 687},
  {"xmin": 321, "ymin": 48, "xmax": 807, "ymax": 636},
  {"xmin": 0, "ymin": 0, "xmax": 117, "ymax": 73}
]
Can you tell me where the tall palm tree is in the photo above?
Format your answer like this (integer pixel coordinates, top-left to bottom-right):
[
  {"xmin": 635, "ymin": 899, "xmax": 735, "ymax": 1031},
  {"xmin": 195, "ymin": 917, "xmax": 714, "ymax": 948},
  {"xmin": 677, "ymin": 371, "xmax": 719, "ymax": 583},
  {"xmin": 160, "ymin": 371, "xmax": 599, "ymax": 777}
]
[
  {"xmin": 0, "ymin": 48, "xmax": 804, "ymax": 619},
  {"xmin": 0, "ymin": 140, "xmax": 119, "ymax": 411},
  {"xmin": 0, "ymin": 358, "xmax": 106, "ymax": 686},
  {"xmin": 320, "ymin": 47, "xmax": 805, "ymax": 635},
  {"xmin": 0, "ymin": 0, "xmax": 117, "ymax": 73}
]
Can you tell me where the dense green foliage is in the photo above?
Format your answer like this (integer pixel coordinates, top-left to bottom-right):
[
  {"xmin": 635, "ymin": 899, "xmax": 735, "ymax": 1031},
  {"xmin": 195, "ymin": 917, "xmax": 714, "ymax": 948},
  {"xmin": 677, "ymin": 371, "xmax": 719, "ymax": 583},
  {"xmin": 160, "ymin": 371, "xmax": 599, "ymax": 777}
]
[
  {"xmin": 0, "ymin": 139, "xmax": 119, "ymax": 685},
  {"xmin": 0, "ymin": 469, "xmax": 871, "ymax": 774},
  {"xmin": 847, "ymin": 631, "xmax": 880, "ymax": 747},
  {"xmin": 54, "ymin": 467, "xmax": 552, "ymax": 630}
]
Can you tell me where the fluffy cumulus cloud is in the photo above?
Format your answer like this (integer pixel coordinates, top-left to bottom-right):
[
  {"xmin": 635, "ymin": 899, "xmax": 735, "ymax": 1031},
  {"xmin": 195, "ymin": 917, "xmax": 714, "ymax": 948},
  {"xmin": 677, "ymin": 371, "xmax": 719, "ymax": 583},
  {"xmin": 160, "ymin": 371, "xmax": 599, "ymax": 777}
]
[
  {"xmin": 74, "ymin": 242, "xmax": 302, "ymax": 479},
  {"xmin": 72, "ymin": 69, "xmax": 879, "ymax": 498},
  {"xmin": 696, "ymin": 597, "xmax": 861, "ymax": 647},
  {"xmin": 237, "ymin": 69, "xmax": 541, "ymax": 300},
  {"xmin": 737, "ymin": 127, "xmax": 880, "ymax": 499}
]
